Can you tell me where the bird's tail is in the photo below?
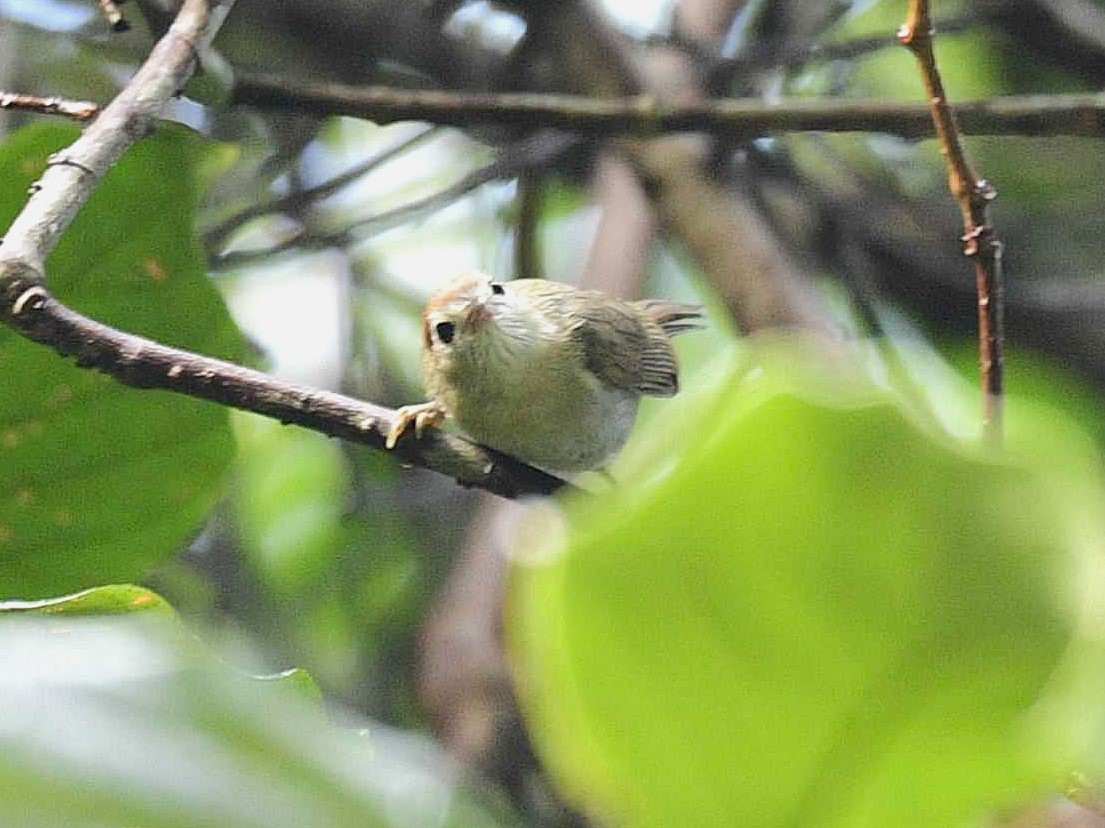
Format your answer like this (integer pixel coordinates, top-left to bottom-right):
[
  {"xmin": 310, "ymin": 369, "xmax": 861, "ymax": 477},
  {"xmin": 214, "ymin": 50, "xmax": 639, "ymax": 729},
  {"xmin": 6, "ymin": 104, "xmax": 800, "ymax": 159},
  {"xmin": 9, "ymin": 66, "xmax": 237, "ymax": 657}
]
[{"xmin": 637, "ymin": 300, "xmax": 705, "ymax": 337}]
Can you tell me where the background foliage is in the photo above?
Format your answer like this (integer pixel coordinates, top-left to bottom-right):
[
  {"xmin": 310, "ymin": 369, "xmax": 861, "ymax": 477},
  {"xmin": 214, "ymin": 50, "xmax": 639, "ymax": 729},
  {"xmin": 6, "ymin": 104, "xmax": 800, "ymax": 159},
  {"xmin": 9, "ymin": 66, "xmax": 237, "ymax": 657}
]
[{"xmin": 3, "ymin": 1, "xmax": 1105, "ymax": 827}]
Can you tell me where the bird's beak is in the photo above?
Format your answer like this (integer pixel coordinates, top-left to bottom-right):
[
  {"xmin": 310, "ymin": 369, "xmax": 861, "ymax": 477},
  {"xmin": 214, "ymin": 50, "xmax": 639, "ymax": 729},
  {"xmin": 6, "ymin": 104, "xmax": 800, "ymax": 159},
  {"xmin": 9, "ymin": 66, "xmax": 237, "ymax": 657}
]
[{"xmin": 462, "ymin": 295, "xmax": 492, "ymax": 331}]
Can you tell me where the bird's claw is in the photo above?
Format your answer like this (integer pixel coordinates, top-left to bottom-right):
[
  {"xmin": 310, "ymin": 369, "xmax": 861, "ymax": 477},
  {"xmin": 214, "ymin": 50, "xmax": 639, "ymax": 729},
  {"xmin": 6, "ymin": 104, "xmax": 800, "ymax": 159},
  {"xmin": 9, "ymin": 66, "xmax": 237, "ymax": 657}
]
[{"xmin": 386, "ymin": 401, "xmax": 447, "ymax": 449}]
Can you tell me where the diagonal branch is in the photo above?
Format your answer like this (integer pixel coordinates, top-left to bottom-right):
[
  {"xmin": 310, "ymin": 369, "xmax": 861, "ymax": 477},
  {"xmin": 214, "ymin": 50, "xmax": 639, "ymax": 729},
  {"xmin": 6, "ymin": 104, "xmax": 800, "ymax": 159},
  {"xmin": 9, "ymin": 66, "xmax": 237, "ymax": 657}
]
[
  {"xmin": 214, "ymin": 130, "xmax": 579, "ymax": 268},
  {"xmin": 204, "ymin": 125, "xmax": 438, "ymax": 251},
  {"xmin": 0, "ymin": 0, "xmax": 215, "ymax": 275},
  {"xmin": 0, "ymin": 0, "xmax": 569, "ymax": 499},
  {"xmin": 2, "ymin": 289, "xmax": 567, "ymax": 498}
]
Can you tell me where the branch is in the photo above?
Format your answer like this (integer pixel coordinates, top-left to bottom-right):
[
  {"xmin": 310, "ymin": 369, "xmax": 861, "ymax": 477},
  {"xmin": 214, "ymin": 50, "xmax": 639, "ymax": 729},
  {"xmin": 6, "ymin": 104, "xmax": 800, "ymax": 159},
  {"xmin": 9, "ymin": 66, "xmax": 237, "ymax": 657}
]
[
  {"xmin": 231, "ymin": 71, "xmax": 1105, "ymax": 140},
  {"xmin": 214, "ymin": 130, "xmax": 579, "ymax": 268},
  {"xmin": 203, "ymin": 125, "xmax": 438, "ymax": 251},
  {"xmin": 0, "ymin": 91, "xmax": 99, "ymax": 122},
  {"xmin": 900, "ymin": 1, "xmax": 1004, "ymax": 442},
  {"xmin": 0, "ymin": 0, "xmax": 569, "ymax": 499},
  {"xmin": 96, "ymin": 0, "xmax": 131, "ymax": 32},
  {"xmin": 1, "ymin": 289, "xmax": 567, "ymax": 498},
  {"xmin": 0, "ymin": 0, "xmax": 214, "ymax": 273},
  {"xmin": 699, "ymin": 9, "xmax": 990, "ymax": 91}
]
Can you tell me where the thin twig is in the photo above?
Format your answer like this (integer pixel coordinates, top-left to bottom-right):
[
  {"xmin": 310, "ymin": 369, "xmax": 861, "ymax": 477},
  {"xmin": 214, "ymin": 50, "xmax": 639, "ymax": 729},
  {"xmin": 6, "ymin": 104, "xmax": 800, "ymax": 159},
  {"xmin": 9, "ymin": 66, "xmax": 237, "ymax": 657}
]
[
  {"xmin": 212, "ymin": 159, "xmax": 504, "ymax": 267},
  {"xmin": 0, "ymin": 0, "xmax": 569, "ymax": 499},
  {"xmin": 215, "ymin": 130, "xmax": 579, "ymax": 268},
  {"xmin": 97, "ymin": 0, "xmax": 131, "ymax": 32},
  {"xmin": 706, "ymin": 10, "xmax": 985, "ymax": 88},
  {"xmin": 900, "ymin": 0, "xmax": 1004, "ymax": 442},
  {"xmin": 204, "ymin": 125, "xmax": 439, "ymax": 250},
  {"xmin": 231, "ymin": 71, "xmax": 1105, "ymax": 140},
  {"xmin": 0, "ymin": 91, "xmax": 99, "ymax": 122}
]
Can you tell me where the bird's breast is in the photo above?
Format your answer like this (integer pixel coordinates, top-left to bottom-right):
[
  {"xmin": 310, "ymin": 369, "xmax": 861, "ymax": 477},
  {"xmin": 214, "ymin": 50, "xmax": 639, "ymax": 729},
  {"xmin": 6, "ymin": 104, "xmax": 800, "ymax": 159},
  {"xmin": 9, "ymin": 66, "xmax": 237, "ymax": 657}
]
[{"xmin": 444, "ymin": 335, "xmax": 638, "ymax": 473}]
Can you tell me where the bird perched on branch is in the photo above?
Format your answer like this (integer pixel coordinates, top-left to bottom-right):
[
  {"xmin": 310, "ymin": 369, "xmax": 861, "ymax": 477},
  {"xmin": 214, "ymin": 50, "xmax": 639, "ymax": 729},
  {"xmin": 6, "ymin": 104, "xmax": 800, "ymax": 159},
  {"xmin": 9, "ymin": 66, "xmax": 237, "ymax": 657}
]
[{"xmin": 386, "ymin": 271, "xmax": 702, "ymax": 474}]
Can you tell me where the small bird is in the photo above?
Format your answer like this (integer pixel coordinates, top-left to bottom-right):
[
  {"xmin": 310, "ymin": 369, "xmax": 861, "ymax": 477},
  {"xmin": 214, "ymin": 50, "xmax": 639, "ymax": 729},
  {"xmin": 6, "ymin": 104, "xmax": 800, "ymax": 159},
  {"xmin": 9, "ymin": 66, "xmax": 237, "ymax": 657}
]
[{"xmin": 386, "ymin": 271, "xmax": 702, "ymax": 474}]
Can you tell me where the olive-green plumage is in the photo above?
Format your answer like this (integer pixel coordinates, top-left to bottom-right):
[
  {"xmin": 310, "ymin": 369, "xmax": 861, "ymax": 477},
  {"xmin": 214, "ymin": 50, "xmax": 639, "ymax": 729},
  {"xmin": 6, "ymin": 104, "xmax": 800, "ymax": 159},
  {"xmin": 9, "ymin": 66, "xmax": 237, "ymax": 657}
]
[{"xmin": 391, "ymin": 272, "xmax": 702, "ymax": 474}]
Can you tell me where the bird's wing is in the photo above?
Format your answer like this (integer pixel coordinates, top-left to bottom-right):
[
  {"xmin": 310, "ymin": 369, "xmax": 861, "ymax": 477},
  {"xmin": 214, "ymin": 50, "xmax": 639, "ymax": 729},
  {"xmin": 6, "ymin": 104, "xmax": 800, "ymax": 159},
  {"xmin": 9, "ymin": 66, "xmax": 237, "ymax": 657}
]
[{"xmin": 569, "ymin": 295, "xmax": 680, "ymax": 397}]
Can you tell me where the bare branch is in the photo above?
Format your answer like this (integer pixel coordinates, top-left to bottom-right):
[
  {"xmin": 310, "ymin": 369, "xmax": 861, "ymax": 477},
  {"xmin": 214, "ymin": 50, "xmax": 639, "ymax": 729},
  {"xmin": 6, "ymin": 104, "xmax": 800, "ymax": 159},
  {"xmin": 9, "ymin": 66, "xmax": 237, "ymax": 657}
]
[
  {"xmin": 0, "ymin": 0, "xmax": 569, "ymax": 499},
  {"xmin": 214, "ymin": 130, "xmax": 578, "ymax": 268},
  {"xmin": 97, "ymin": 0, "xmax": 131, "ymax": 32},
  {"xmin": 1, "ymin": 288, "xmax": 568, "ymax": 498},
  {"xmin": 0, "ymin": 91, "xmax": 100, "ymax": 122},
  {"xmin": 204, "ymin": 125, "xmax": 439, "ymax": 251},
  {"xmin": 900, "ymin": 0, "xmax": 1004, "ymax": 442},
  {"xmin": 231, "ymin": 71, "xmax": 1105, "ymax": 140},
  {"xmin": 0, "ymin": 0, "xmax": 214, "ymax": 274}
]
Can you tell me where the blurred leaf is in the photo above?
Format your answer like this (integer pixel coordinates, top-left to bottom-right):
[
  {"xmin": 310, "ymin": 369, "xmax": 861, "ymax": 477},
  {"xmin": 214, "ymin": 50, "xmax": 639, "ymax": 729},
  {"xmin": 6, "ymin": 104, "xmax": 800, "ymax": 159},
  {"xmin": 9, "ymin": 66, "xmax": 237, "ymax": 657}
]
[
  {"xmin": 0, "ymin": 616, "xmax": 518, "ymax": 828},
  {"xmin": 0, "ymin": 123, "xmax": 244, "ymax": 597},
  {"xmin": 822, "ymin": 0, "xmax": 1088, "ymax": 98},
  {"xmin": 233, "ymin": 412, "xmax": 350, "ymax": 593},
  {"xmin": 0, "ymin": 584, "xmax": 174, "ymax": 617},
  {"xmin": 0, "ymin": 584, "xmax": 330, "ymax": 703},
  {"xmin": 231, "ymin": 411, "xmax": 424, "ymax": 695},
  {"xmin": 254, "ymin": 667, "xmax": 327, "ymax": 706},
  {"xmin": 844, "ymin": 31, "xmax": 1080, "ymax": 102},
  {"xmin": 510, "ymin": 344, "xmax": 1103, "ymax": 828}
]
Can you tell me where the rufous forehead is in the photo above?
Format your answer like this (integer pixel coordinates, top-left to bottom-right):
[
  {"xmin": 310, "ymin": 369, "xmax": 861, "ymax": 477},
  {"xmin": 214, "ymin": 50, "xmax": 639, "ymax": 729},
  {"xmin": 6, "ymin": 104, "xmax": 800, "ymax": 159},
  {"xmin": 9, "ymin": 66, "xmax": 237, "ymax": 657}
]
[
  {"xmin": 430, "ymin": 270, "xmax": 489, "ymax": 305},
  {"xmin": 422, "ymin": 271, "xmax": 491, "ymax": 348}
]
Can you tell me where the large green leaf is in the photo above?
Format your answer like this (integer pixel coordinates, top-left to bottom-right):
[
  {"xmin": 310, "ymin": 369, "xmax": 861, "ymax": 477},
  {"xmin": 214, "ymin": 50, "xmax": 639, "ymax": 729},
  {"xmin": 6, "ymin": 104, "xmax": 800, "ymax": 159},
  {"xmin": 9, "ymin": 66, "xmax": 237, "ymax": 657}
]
[
  {"xmin": 0, "ymin": 613, "xmax": 518, "ymax": 828},
  {"xmin": 0, "ymin": 583, "xmax": 176, "ymax": 617},
  {"xmin": 510, "ymin": 346, "xmax": 1103, "ymax": 827},
  {"xmin": 229, "ymin": 412, "xmax": 425, "ymax": 695},
  {"xmin": 0, "ymin": 124, "xmax": 244, "ymax": 597}
]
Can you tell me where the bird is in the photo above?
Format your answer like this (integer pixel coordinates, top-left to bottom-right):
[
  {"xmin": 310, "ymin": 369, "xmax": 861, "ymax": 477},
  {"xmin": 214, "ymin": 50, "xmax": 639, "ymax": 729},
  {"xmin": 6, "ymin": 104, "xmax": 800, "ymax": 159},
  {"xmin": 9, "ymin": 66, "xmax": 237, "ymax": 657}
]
[{"xmin": 386, "ymin": 271, "xmax": 702, "ymax": 474}]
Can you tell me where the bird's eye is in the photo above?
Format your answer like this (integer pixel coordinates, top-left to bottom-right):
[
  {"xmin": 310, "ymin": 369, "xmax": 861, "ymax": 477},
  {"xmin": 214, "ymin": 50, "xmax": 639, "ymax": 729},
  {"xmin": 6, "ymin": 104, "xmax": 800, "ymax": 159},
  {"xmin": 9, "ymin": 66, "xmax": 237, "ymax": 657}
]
[
  {"xmin": 434, "ymin": 321, "xmax": 456, "ymax": 345},
  {"xmin": 490, "ymin": 282, "xmax": 505, "ymax": 296}
]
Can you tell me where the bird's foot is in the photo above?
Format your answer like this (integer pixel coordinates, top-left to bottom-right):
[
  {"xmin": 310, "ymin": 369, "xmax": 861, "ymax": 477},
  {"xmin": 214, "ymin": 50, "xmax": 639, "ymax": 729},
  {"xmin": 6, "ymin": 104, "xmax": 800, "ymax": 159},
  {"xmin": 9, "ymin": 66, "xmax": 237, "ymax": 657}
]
[{"xmin": 385, "ymin": 401, "xmax": 447, "ymax": 449}]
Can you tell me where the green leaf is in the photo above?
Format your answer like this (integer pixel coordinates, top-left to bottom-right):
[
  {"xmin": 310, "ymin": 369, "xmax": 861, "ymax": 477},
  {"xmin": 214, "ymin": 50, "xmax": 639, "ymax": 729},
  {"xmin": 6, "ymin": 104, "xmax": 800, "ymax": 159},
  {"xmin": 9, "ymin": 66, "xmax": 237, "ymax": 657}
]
[
  {"xmin": 0, "ymin": 583, "xmax": 331, "ymax": 703},
  {"xmin": 510, "ymin": 345, "xmax": 1100, "ymax": 828},
  {"xmin": 0, "ymin": 123, "xmax": 244, "ymax": 597},
  {"xmin": 0, "ymin": 616, "xmax": 517, "ymax": 828},
  {"xmin": 232, "ymin": 412, "xmax": 351, "ymax": 593},
  {"xmin": 230, "ymin": 411, "xmax": 426, "ymax": 695},
  {"xmin": 0, "ymin": 584, "xmax": 174, "ymax": 616},
  {"xmin": 254, "ymin": 668, "xmax": 327, "ymax": 706}
]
